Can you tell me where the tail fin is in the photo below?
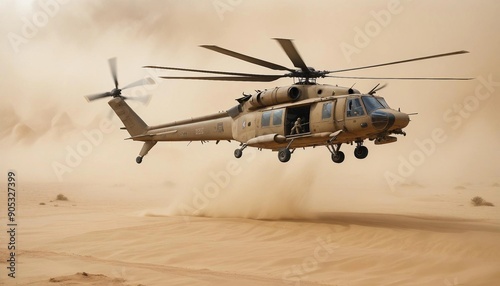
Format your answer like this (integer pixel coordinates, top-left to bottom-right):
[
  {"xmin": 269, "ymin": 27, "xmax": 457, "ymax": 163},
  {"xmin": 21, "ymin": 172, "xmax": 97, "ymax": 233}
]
[{"xmin": 108, "ymin": 97, "xmax": 147, "ymax": 136}]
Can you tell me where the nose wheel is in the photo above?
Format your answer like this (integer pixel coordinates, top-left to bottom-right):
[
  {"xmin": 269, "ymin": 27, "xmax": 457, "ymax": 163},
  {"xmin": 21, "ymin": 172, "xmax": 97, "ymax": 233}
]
[
  {"xmin": 354, "ymin": 146, "xmax": 369, "ymax": 159},
  {"xmin": 354, "ymin": 141, "xmax": 369, "ymax": 159}
]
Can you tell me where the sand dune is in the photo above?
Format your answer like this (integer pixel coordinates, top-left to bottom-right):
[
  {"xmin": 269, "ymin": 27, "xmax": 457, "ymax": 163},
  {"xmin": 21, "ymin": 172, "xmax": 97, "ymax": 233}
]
[{"xmin": 3, "ymin": 183, "xmax": 499, "ymax": 286}]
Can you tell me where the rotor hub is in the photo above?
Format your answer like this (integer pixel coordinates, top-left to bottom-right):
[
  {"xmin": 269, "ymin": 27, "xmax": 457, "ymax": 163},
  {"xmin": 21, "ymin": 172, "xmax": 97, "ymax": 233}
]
[{"xmin": 111, "ymin": 88, "xmax": 122, "ymax": 97}]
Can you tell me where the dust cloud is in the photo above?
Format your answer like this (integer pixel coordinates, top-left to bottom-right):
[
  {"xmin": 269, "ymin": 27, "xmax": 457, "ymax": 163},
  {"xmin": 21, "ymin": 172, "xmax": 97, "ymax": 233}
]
[{"xmin": 1, "ymin": 1, "xmax": 499, "ymax": 219}]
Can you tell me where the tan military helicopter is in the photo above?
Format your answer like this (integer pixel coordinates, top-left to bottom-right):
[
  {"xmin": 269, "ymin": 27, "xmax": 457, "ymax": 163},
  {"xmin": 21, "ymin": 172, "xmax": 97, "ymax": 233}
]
[{"xmin": 85, "ymin": 39, "xmax": 470, "ymax": 164}]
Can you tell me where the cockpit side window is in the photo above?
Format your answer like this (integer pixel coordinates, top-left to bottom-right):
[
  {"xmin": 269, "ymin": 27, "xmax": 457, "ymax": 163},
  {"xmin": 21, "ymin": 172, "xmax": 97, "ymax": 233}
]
[{"xmin": 346, "ymin": 98, "xmax": 365, "ymax": 117}]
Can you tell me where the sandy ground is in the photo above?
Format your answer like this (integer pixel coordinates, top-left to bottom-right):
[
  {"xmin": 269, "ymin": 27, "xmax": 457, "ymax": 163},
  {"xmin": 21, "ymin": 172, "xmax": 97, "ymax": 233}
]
[{"xmin": 0, "ymin": 182, "xmax": 499, "ymax": 286}]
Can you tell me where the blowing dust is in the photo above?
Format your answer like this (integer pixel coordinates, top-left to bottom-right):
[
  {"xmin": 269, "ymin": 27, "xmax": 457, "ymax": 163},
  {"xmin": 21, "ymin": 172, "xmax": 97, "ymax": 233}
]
[{"xmin": 143, "ymin": 151, "xmax": 321, "ymax": 220}]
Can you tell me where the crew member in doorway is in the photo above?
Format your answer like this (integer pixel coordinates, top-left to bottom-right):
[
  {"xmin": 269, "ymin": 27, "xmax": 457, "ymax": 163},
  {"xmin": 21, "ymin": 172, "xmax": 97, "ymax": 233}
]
[{"xmin": 290, "ymin": 117, "xmax": 303, "ymax": 135}]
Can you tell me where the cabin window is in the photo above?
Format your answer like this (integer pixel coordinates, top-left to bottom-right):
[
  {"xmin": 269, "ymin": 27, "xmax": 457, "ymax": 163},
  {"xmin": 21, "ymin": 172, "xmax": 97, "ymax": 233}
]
[
  {"xmin": 273, "ymin": 109, "xmax": 283, "ymax": 125},
  {"xmin": 261, "ymin": 111, "xmax": 272, "ymax": 127},
  {"xmin": 322, "ymin": 102, "xmax": 333, "ymax": 119},
  {"xmin": 346, "ymin": 98, "xmax": 365, "ymax": 117}
]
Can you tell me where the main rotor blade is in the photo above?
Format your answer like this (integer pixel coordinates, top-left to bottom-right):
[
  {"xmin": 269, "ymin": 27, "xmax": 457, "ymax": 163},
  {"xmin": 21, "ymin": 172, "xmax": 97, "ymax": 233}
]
[
  {"xmin": 122, "ymin": 77, "xmax": 155, "ymax": 90},
  {"xmin": 326, "ymin": 75, "xmax": 473, "ymax": 80},
  {"xmin": 200, "ymin": 45, "xmax": 294, "ymax": 72},
  {"xmin": 159, "ymin": 75, "xmax": 284, "ymax": 82},
  {"xmin": 84, "ymin": 92, "xmax": 111, "ymax": 102},
  {"xmin": 108, "ymin": 57, "xmax": 118, "ymax": 89},
  {"xmin": 328, "ymin": 51, "xmax": 470, "ymax": 74},
  {"xmin": 144, "ymin": 65, "xmax": 281, "ymax": 78},
  {"xmin": 273, "ymin": 38, "xmax": 309, "ymax": 73}
]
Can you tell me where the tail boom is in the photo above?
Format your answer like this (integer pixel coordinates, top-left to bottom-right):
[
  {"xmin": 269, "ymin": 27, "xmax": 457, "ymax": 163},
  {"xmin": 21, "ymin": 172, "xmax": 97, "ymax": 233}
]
[{"xmin": 108, "ymin": 97, "xmax": 235, "ymax": 164}]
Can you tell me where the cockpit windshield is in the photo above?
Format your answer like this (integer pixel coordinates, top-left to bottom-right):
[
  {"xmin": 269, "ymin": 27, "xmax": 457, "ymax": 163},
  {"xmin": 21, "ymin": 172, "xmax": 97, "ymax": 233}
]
[
  {"xmin": 377, "ymin": 97, "xmax": 390, "ymax": 108},
  {"xmin": 361, "ymin": 96, "xmax": 388, "ymax": 114}
]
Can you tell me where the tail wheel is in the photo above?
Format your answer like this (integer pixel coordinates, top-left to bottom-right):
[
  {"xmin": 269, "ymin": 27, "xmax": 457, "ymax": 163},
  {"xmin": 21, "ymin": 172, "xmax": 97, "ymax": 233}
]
[
  {"xmin": 278, "ymin": 149, "xmax": 291, "ymax": 163},
  {"xmin": 234, "ymin": 149, "xmax": 243, "ymax": 158},
  {"xmin": 331, "ymin": 151, "xmax": 345, "ymax": 163}
]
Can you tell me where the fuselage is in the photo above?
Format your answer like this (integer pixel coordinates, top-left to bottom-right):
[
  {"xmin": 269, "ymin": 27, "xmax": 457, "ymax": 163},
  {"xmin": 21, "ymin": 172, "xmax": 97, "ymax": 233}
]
[{"xmin": 143, "ymin": 83, "xmax": 409, "ymax": 150}]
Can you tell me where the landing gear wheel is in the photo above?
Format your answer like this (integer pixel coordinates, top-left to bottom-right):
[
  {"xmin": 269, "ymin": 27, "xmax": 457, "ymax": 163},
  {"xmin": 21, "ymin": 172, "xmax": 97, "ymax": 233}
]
[
  {"xmin": 234, "ymin": 149, "xmax": 243, "ymax": 159},
  {"xmin": 354, "ymin": 146, "xmax": 369, "ymax": 159},
  {"xmin": 331, "ymin": 151, "xmax": 345, "ymax": 163},
  {"xmin": 136, "ymin": 156, "xmax": 143, "ymax": 164},
  {"xmin": 278, "ymin": 149, "xmax": 291, "ymax": 163}
]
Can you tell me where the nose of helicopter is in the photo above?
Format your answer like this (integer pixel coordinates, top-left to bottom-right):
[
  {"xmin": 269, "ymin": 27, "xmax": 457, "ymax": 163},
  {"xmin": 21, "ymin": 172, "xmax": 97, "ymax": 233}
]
[
  {"xmin": 393, "ymin": 110, "xmax": 410, "ymax": 129},
  {"xmin": 371, "ymin": 109, "xmax": 410, "ymax": 131}
]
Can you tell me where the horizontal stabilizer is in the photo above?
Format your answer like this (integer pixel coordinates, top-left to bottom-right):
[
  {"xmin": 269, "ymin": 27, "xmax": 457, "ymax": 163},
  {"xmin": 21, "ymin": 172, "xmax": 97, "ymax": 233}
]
[{"xmin": 126, "ymin": 130, "xmax": 178, "ymax": 140}]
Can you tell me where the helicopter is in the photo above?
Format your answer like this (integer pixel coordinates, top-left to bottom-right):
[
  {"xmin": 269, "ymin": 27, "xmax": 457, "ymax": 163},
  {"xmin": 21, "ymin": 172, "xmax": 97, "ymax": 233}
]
[{"xmin": 84, "ymin": 38, "xmax": 470, "ymax": 164}]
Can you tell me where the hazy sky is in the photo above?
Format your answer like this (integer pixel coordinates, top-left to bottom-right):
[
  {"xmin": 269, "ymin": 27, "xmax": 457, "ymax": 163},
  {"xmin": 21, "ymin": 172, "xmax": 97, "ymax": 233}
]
[{"xmin": 1, "ymin": 1, "xmax": 499, "ymax": 196}]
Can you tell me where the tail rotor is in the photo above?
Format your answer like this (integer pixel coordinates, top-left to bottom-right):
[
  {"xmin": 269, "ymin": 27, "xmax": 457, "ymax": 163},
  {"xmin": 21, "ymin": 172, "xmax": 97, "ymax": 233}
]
[{"xmin": 84, "ymin": 57, "xmax": 155, "ymax": 103}]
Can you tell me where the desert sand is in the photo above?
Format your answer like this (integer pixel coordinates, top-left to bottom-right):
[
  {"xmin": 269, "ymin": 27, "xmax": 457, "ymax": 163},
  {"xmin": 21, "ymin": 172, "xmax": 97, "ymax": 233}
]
[{"xmin": 0, "ymin": 181, "xmax": 498, "ymax": 286}]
